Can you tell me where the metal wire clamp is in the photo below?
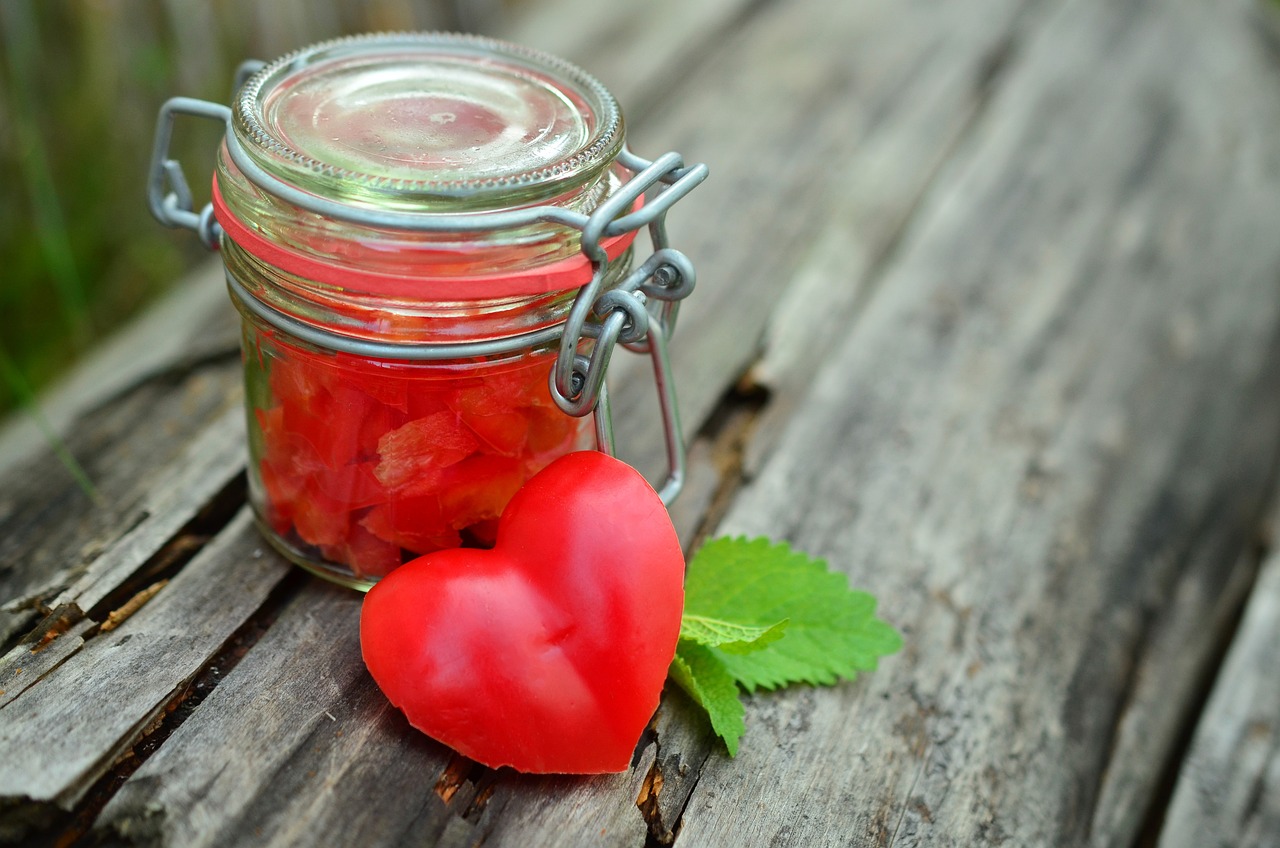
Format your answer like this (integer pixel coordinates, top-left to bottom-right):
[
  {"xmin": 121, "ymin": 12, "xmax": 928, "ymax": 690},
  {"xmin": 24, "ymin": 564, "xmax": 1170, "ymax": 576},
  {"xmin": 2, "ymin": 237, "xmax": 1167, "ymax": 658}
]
[{"xmin": 147, "ymin": 94, "xmax": 707, "ymax": 504}]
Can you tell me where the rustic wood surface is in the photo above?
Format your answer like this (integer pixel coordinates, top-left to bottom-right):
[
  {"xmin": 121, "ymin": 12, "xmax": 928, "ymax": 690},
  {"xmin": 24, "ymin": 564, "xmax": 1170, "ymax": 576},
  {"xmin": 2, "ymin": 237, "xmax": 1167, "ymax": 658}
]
[
  {"xmin": 1158, "ymin": 526, "xmax": 1280, "ymax": 848},
  {"xmin": 3, "ymin": 0, "xmax": 1280, "ymax": 845}
]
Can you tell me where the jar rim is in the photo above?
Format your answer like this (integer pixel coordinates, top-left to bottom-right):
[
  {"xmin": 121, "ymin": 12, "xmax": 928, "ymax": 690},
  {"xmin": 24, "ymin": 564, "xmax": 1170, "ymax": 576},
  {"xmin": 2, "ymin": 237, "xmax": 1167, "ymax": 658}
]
[{"xmin": 232, "ymin": 32, "xmax": 625, "ymax": 211}]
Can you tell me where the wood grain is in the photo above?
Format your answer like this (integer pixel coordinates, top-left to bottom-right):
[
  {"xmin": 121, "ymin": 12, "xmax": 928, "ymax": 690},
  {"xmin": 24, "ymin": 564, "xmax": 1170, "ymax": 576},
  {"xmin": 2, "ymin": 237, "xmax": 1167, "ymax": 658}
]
[
  {"xmin": 466, "ymin": 0, "xmax": 1059, "ymax": 838},
  {"xmin": 1158, "ymin": 545, "xmax": 1280, "ymax": 848},
  {"xmin": 670, "ymin": 0, "xmax": 1280, "ymax": 844},
  {"xmin": 495, "ymin": 0, "xmax": 754, "ymax": 121},
  {"xmin": 0, "ymin": 508, "xmax": 289, "ymax": 830},
  {"xmin": 49, "ymin": 404, "xmax": 246, "ymax": 617},
  {"xmin": 94, "ymin": 575, "xmax": 462, "ymax": 848},
  {"xmin": 88, "ymin": 577, "xmax": 717, "ymax": 848},
  {"xmin": 4, "ymin": 0, "xmax": 1280, "ymax": 843},
  {"xmin": 594, "ymin": 0, "xmax": 1046, "ymax": 489},
  {"xmin": 0, "ymin": 615, "xmax": 95, "ymax": 709},
  {"xmin": 0, "ymin": 345, "xmax": 243, "ymax": 648}
]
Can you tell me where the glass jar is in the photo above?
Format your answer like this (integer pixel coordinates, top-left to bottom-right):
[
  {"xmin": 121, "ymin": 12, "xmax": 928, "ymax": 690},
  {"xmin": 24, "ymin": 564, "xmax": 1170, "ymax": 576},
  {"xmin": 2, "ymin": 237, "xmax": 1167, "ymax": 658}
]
[{"xmin": 148, "ymin": 33, "xmax": 706, "ymax": 589}]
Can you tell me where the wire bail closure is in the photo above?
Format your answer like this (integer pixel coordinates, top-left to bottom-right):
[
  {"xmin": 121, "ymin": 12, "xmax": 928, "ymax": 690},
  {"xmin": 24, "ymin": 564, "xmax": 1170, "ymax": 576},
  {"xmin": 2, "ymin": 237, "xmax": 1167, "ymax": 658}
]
[{"xmin": 148, "ymin": 95, "xmax": 707, "ymax": 505}]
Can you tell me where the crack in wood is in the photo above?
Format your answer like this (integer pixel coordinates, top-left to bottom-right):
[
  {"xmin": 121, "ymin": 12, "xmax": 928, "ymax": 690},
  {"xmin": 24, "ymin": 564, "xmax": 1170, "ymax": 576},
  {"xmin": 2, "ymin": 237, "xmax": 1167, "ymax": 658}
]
[
  {"xmin": 1093, "ymin": 316, "xmax": 1280, "ymax": 846},
  {"xmin": 635, "ymin": 761, "xmax": 663, "ymax": 821},
  {"xmin": 974, "ymin": 30, "xmax": 1019, "ymax": 99},
  {"xmin": 0, "ymin": 605, "xmax": 90, "ymax": 710},
  {"xmin": 634, "ymin": 703, "xmax": 716, "ymax": 848},
  {"xmin": 29, "ymin": 608, "xmax": 79, "ymax": 652},
  {"xmin": 1074, "ymin": 464, "xmax": 1280, "ymax": 844},
  {"xmin": 99, "ymin": 580, "xmax": 170, "ymax": 634},
  {"xmin": 0, "ymin": 508, "xmax": 156, "ymax": 655},
  {"xmin": 24, "ymin": 568, "xmax": 306, "ymax": 847},
  {"xmin": 644, "ymin": 761, "xmax": 704, "ymax": 848},
  {"xmin": 461, "ymin": 779, "xmax": 497, "ymax": 823},
  {"xmin": 1, "ymin": 397, "xmax": 248, "ymax": 656},
  {"xmin": 1090, "ymin": 603, "xmax": 1159, "ymax": 824},
  {"xmin": 433, "ymin": 753, "xmax": 497, "ymax": 820},
  {"xmin": 80, "ymin": 471, "xmax": 246, "ymax": 627},
  {"xmin": 634, "ymin": 719, "xmax": 669, "ymax": 842},
  {"xmin": 434, "ymin": 756, "xmax": 475, "ymax": 805},
  {"xmin": 683, "ymin": 376, "xmax": 771, "ymax": 554},
  {"xmin": 886, "ymin": 754, "xmax": 930, "ymax": 848},
  {"xmin": 1132, "ymin": 536, "xmax": 1275, "ymax": 848}
]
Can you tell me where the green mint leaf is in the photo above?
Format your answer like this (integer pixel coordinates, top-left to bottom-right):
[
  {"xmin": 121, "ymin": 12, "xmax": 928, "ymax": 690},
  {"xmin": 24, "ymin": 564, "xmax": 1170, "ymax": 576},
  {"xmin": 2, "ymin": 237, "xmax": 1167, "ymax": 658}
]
[
  {"xmin": 669, "ymin": 642, "xmax": 745, "ymax": 756},
  {"xmin": 684, "ymin": 537, "xmax": 902, "ymax": 692},
  {"xmin": 679, "ymin": 614, "xmax": 789, "ymax": 654}
]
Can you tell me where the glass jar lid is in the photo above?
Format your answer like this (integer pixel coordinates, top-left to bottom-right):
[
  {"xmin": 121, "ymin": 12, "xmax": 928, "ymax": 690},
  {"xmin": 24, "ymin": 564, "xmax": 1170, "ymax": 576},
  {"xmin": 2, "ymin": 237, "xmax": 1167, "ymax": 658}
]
[{"xmin": 232, "ymin": 32, "xmax": 625, "ymax": 211}]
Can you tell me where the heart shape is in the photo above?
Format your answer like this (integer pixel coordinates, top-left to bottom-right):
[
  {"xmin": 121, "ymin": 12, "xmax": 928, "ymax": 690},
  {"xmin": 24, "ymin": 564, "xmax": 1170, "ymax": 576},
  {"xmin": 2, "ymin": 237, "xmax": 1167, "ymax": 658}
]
[{"xmin": 360, "ymin": 451, "xmax": 685, "ymax": 773}]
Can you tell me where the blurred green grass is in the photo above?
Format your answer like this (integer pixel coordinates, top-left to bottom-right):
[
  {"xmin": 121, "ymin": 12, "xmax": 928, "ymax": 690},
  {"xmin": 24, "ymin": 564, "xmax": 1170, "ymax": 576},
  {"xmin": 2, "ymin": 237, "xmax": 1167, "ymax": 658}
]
[{"xmin": 0, "ymin": 0, "xmax": 487, "ymax": 418}]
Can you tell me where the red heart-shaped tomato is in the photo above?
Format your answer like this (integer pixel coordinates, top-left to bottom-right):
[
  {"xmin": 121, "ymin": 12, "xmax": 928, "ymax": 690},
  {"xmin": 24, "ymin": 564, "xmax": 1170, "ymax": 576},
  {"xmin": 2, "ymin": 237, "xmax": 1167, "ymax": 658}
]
[{"xmin": 359, "ymin": 451, "xmax": 685, "ymax": 774}]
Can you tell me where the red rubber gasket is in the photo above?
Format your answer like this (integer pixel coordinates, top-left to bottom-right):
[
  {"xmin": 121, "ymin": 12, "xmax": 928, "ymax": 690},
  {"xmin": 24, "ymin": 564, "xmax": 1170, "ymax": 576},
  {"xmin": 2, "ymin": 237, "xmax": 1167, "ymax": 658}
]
[{"xmin": 212, "ymin": 175, "xmax": 640, "ymax": 300}]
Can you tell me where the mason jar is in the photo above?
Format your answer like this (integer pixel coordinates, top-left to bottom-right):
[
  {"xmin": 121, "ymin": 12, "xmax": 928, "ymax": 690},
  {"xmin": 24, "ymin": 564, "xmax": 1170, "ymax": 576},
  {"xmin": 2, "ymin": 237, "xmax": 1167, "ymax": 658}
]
[{"xmin": 147, "ymin": 32, "xmax": 706, "ymax": 589}]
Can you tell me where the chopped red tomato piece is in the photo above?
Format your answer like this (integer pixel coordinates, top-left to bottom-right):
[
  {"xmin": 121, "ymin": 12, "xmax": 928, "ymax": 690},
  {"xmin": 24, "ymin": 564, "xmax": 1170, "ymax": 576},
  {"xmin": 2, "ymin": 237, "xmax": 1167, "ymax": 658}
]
[
  {"xmin": 361, "ymin": 496, "xmax": 462, "ymax": 554},
  {"xmin": 375, "ymin": 411, "xmax": 479, "ymax": 490},
  {"xmin": 250, "ymin": 335, "xmax": 592, "ymax": 578}
]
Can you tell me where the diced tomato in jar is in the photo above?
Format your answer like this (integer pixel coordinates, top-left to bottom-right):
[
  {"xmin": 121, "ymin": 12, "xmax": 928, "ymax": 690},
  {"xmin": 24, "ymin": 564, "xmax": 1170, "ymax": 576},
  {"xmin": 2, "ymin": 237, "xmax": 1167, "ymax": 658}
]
[{"xmin": 249, "ymin": 335, "xmax": 592, "ymax": 581}]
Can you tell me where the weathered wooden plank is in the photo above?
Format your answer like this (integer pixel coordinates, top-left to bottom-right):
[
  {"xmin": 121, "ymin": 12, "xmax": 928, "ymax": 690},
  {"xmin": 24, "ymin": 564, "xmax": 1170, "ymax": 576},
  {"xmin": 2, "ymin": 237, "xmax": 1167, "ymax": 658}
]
[
  {"xmin": 0, "ymin": 614, "xmax": 95, "ymax": 709},
  {"xmin": 0, "ymin": 398, "xmax": 246, "ymax": 647},
  {"xmin": 0, "ymin": 260, "xmax": 234, "ymax": 478},
  {"xmin": 93, "ymin": 579, "xmax": 464, "ymax": 848},
  {"xmin": 0, "ymin": 508, "xmax": 289, "ymax": 833},
  {"xmin": 737, "ymin": 0, "xmax": 1041, "ymax": 479},
  {"xmin": 591, "ymin": 0, "xmax": 1046, "ymax": 489},
  {"xmin": 1157, "ymin": 544, "xmax": 1280, "ymax": 848},
  {"xmin": 88, "ymin": 0, "xmax": 1076, "ymax": 843},
  {"xmin": 666, "ymin": 0, "xmax": 1280, "ymax": 844},
  {"xmin": 0, "ymin": 282, "xmax": 243, "ymax": 648},
  {"xmin": 1085, "ymin": 542, "xmax": 1262, "ymax": 846},
  {"xmin": 15, "ymin": 2, "xmax": 1279, "ymax": 846},
  {"xmin": 495, "ymin": 0, "xmax": 753, "ymax": 121},
  {"xmin": 89, "ymin": 585, "xmax": 708, "ymax": 848},
  {"xmin": 47, "ymin": 404, "xmax": 246, "ymax": 615},
  {"xmin": 451, "ymin": 749, "xmax": 660, "ymax": 848},
  {"xmin": 459, "ymin": 0, "xmax": 1059, "ymax": 839},
  {"xmin": 474, "ymin": 687, "xmax": 716, "ymax": 847}
]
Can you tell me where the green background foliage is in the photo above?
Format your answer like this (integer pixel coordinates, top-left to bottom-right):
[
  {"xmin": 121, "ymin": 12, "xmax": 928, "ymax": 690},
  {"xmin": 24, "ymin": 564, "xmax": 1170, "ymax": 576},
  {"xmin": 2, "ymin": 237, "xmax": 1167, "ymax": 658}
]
[{"xmin": 0, "ymin": 0, "xmax": 487, "ymax": 415}]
